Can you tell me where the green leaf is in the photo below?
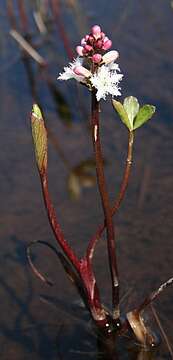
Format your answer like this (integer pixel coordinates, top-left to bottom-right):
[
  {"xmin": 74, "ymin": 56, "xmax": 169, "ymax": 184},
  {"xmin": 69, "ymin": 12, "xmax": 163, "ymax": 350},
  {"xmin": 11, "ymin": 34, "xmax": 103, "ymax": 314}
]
[
  {"xmin": 133, "ymin": 105, "xmax": 156, "ymax": 130},
  {"xmin": 112, "ymin": 99, "xmax": 132, "ymax": 131},
  {"xmin": 123, "ymin": 96, "xmax": 139, "ymax": 130},
  {"xmin": 31, "ymin": 104, "xmax": 47, "ymax": 173}
]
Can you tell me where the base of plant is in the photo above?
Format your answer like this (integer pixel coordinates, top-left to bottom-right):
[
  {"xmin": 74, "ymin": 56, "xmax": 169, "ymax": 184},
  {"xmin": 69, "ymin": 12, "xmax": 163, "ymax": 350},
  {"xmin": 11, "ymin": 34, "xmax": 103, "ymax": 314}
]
[
  {"xmin": 93, "ymin": 310, "xmax": 160, "ymax": 350},
  {"xmin": 93, "ymin": 316, "xmax": 160, "ymax": 359}
]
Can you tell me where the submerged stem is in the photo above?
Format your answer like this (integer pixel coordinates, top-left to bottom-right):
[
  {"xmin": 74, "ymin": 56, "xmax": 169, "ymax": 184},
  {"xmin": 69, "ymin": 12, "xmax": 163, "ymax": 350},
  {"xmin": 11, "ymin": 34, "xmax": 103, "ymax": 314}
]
[{"xmin": 90, "ymin": 90, "xmax": 119, "ymax": 318}]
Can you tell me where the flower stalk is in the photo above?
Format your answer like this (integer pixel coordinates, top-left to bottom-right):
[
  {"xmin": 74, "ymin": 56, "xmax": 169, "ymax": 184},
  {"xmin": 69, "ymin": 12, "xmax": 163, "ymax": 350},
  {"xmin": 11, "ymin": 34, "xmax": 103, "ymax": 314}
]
[
  {"xmin": 91, "ymin": 90, "xmax": 120, "ymax": 319},
  {"xmin": 86, "ymin": 130, "xmax": 134, "ymax": 261}
]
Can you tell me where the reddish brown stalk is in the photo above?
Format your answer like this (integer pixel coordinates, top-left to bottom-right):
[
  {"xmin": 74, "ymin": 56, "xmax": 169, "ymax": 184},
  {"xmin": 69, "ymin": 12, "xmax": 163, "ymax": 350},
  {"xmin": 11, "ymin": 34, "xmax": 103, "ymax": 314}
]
[
  {"xmin": 40, "ymin": 169, "xmax": 80, "ymax": 271},
  {"xmin": 41, "ymin": 167, "xmax": 107, "ymax": 325},
  {"xmin": 79, "ymin": 258, "xmax": 108, "ymax": 325},
  {"xmin": 87, "ymin": 131, "xmax": 134, "ymax": 260},
  {"xmin": 50, "ymin": 0, "xmax": 74, "ymax": 60},
  {"xmin": 31, "ymin": 106, "xmax": 107, "ymax": 327},
  {"xmin": 43, "ymin": 172, "xmax": 106, "ymax": 319},
  {"xmin": 41, "ymin": 171, "xmax": 104, "ymax": 320},
  {"xmin": 90, "ymin": 90, "xmax": 119, "ymax": 318}
]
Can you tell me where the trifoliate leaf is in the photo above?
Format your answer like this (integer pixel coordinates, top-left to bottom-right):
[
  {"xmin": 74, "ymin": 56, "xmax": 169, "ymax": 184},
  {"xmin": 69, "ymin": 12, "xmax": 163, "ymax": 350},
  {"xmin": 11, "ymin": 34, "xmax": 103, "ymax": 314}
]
[
  {"xmin": 31, "ymin": 104, "xmax": 47, "ymax": 173},
  {"xmin": 133, "ymin": 105, "xmax": 156, "ymax": 130},
  {"xmin": 123, "ymin": 96, "xmax": 139, "ymax": 130},
  {"xmin": 112, "ymin": 99, "xmax": 131, "ymax": 131}
]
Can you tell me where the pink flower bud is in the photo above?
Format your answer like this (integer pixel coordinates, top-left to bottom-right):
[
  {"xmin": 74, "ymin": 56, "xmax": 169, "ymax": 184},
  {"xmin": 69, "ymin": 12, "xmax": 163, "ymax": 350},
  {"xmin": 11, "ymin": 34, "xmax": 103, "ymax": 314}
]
[
  {"xmin": 103, "ymin": 36, "xmax": 109, "ymax": 43},
  {"xmin": 92, "ymin": 25, "xmax": 101, "ymax": 35},
  {"xmin": 102, "ymin": 39, "xmax": 112, "ymax": 50},
  {"xmin": 84, "ymin": 44, "xmax": 93, "ymax": 52},
  {"xmin": 88, "ymin": 35, "xmax": 94, "ymax": 45},
  {"xmin": 85, "ymin": 34, "xmax": 89, "ymax": 41},
  {"xmin": 76, "ymin": 46, "xmax": 84, "ymax": 56},
  {"xmin": 101, "ymin": 32, "xmax": 105, "ymax": 39},
  {"xmin": 74, "ymin": 66, "xmax": 91, "ymax": 78},
  {"xmin": 102, "ymin": 50, "xmax": 119, "ymax": 64},
  {"xmin": 92, "ymin": 53, "xmax": 102, "ymax": 63},
  {"xmin": 81, "ymin": 38, "xmax": 86, "ymax": 46},
  {"xmin": 96, "ymin": 39, "xmax": 103, "ymax": 49},
  {"xmin": 82, "ymin": 47, "xmax": 88, "ymax": 55}
]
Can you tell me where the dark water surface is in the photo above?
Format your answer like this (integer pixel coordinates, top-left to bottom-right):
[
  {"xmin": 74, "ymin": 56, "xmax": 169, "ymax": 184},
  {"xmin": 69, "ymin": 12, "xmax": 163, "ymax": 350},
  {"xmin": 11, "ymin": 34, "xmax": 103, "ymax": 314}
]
[{"xmin": 0, "ymin": 0, "xmax": 173, "ymax": 359}]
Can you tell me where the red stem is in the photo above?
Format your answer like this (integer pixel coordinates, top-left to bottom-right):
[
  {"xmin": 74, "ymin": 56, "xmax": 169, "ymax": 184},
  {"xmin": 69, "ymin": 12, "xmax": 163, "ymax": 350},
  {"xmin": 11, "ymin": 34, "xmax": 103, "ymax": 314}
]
[
  {"xmin": 41, "ymin": 170, "xmax": 80, "ymax": 271},
  {"xmin": 87, "ymin": 131, "xmax": 134, "ymax": 261},
  {"xmin": 40, "ymin": 168, "xmax": 106, "ymax": 324},
  {"xmin": 90, "ymin": 90, "xmax": 119, "ymax": 318}
]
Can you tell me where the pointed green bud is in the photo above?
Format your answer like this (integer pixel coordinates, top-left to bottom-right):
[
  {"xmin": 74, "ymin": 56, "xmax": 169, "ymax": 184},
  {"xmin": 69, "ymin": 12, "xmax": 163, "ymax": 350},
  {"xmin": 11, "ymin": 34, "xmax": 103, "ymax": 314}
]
[
  {"xmin": 32, "ymin": 104, "xmax": 42, "ymax": 119},
  {"xmin": 123, "ymin": 96, "xmax": 139, "ymax": 131},
  {"xmin": 133, "ymin": 105, "xmax": 156, "ymax": 130},
  {"xmin": 31, "ymin": 104, "xmax": 47, "ymax": 173},
  {"xmin": 112, "ymin": 99, "xmax": 131, "ymax": 131}
]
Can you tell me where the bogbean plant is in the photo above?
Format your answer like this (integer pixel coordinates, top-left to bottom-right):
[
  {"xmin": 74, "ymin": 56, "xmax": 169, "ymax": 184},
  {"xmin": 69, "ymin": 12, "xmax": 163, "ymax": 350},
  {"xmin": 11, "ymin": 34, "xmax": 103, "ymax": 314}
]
[{"xmin": 30, "ymin": 25, "xmax": 173, "ymax": 347}]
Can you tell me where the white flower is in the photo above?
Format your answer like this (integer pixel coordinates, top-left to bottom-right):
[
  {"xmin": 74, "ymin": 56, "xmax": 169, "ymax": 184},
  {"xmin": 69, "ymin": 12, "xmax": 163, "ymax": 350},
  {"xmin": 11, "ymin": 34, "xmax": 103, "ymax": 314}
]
[
  {"xmin": 90, "ymin": 62, "xmax": 123, "ymax": 101},
  {"xmin": 58, "ymin": 55, "xmax": 123, "ymax": 102},
  {"xmin": 57, "ymin": 57, "xmax": 86, "ymax": 83}
]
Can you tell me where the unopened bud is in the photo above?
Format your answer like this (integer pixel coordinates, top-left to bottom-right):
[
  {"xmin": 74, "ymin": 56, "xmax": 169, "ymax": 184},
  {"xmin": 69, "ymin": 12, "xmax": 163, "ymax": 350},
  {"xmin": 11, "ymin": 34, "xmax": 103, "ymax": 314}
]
[
  {"xmin": 88, "ymin": 35, "xmax": 94, "ymax": 45},
  {"xmin": 31, "ymin": 104, "xmax": 47, "ymax": 173},
  {"xmin": 96, "ymin": 39, "xmax": 103, "ymax": 49},
  {"xmin": 102, "ymin": 50, "xmax": 119, "ymax": 64},
  {"xmin": 103, "ymin": 39, "xmax": 112, "ymax": 50},
  {"xmin": 92, "ymin": 25, "xmax": 101, "ymax": 35},
  {"xmin": 92, "ymin": 25, "xmax": 102, "ymax": 40},
  {"xmin": 92, "ymin": 53, "xmax": 102, "ymax": 63},
  {"xmin": 74, "ymin": 66, "xmax": 91, "ymax": 78},
  {"xmin": 101, "ymin": 32, "xmax": 105, "ymax": 39},
  {"xmin": 103, "ymin": 36, "xmax": 109, "ymax": 43},
  {"xmin": 84, "ymin": 44, "xmax": 93, "ymax": 52},
  {"xmin": 76, "ymin": 46, "xmax": 84, "ymax": 56},
  {"xmin": 81, "ymin": 38, "xmax": 86, "ymax": 46}
]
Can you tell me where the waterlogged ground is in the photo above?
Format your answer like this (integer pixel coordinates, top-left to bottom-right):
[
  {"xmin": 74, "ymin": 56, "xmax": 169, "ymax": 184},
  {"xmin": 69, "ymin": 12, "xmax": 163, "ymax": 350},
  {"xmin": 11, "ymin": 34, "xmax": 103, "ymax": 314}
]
[{"xmin": 0, "ymin": 0, "xmax": 173, "ymax": 359}]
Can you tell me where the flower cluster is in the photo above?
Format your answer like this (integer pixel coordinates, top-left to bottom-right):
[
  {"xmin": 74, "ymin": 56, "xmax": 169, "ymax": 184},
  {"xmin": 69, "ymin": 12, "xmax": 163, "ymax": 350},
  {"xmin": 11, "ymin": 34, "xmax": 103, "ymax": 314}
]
[
  {"xmin": 76, "ymin": 25, "xmax": 112, "ymax": 64},
  {"xmin": 58, "ymin": 25, "xmax": 123, "ymax": 101},
  {"xmin": 90, "ymin": 63, "xmax": 123, "ymax": 101}
]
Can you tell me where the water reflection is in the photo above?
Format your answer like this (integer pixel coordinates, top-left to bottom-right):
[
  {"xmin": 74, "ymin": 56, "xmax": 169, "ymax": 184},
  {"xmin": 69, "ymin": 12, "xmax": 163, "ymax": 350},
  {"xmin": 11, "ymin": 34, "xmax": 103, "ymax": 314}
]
[{"xmin": 0, "ymin": 235, "xmax": 61, "ymax": 359}]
